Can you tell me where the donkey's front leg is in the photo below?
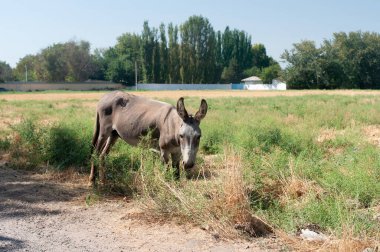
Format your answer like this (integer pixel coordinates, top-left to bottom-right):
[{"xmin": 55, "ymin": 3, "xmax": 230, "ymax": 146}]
[
  {"xmin": 160, "ymin": 149, "xmax": 170, "ymax": 164},
  {"xmin": 171, "ymin": 152, "xmax": 181, "ymax": 179},
  {"xmin": 88, "ymin": 160, "xmax": 97, "ymax": 187}
]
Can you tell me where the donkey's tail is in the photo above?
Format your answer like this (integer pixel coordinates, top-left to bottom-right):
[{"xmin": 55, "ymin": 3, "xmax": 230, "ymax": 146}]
[{"xmin": 90, "ymin": 112, "xmax": 100, "ymax": 155}]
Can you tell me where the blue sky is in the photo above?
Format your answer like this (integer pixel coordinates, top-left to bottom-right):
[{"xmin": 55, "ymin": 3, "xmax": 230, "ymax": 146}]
[{"xmin": 1, "ymin": 0, "xmax": 379, "ymax": 67}]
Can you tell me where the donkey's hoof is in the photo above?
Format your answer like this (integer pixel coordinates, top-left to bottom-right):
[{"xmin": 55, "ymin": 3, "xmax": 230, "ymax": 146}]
[
  {"xmin": 87, "ymin": 181, "xmax": 95, "ymax": 188},
  {"xmin": 99, "ymin": 180, "xmax": 107, "ymax": 188}
]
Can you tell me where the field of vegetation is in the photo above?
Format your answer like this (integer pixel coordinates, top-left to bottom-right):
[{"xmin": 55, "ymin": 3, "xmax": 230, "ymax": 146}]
[{"xmin": 0, "ymin": 91, "xmax": 379, "ymax": 250}]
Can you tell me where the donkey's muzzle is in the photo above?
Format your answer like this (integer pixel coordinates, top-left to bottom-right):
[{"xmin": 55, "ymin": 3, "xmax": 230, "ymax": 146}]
[{"xmin": 183, "ymin": 161, "xmax": 195, "ymax": 170}]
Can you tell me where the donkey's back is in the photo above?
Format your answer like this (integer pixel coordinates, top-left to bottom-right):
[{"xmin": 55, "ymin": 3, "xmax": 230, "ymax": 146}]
[{"xmin": 96, "ymin": 91, "xmax": 175, "ymax": 146}]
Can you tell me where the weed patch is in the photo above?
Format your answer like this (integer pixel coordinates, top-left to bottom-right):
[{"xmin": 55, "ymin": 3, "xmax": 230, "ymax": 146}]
[{"xmin": 129, "ymin": 147, "xmax": 272, "ymax": 238}]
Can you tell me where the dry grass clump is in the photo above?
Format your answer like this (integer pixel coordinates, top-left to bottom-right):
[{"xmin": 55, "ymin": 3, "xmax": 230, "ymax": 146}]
[
  {"xmin": 283, "ymin": 113, "xmax": 301, "ymax": 125},
  {"xmin": 206, "ymin": 149, "xmax": 273, "ymax": 237},
  {"xmin": 316, "ymin": 129, "xmax": 338, "ymax": 143},
  {"xmin": 278, "ymin": 159, "xmax": 325, "ymax": 208},
  {"xmin": 132, "ymin": 147, "xmax": 272, "ymax": 239},
  {"xmin": 363, "ymin": 125, "xmax": 380, "ymax": 147},
  {"xmin": 254, "ymin": 157, "xmax": 325, "ymax": 210},
  {"xmin": 217, "ymin": 151, "xmax": 250, "ymax": 223},
  {"xmin": 279, "ymin": 176, "xmax": 325, "ymax": 210}
]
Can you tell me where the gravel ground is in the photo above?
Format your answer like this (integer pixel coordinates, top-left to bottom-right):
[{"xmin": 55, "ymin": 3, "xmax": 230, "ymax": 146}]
[{"xmin": 0, "ymin": 167, "xmax": 283, "ymax": 252}]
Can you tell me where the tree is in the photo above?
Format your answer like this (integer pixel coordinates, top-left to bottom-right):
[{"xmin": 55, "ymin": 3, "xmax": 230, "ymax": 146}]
[
  {"xmin": 180, "ymin": 15, "xmax": 217, "ymax": 83},
  {"xmin": 89, "ymin": 49, "xmax": 107, "ymax": 81},
  {"xmin": 327, "ymin": 31, "xmax": 380, "ymax": 89},
  {"xmin": 221, "ymin": 57, "xmax": 240, "ymax": 83},
  {"xmin": 152, "ymin": 30, "xmax": 160, "ymax": 83},
  {"xmin": 220, "ymin": 27, "xmax": 253, "ymax": 83},
  {"xmin": 0, "ymin": 61, "xmax": 13, "ymax": 82},
  {"xmin": 251, "ymin": 44, "xmax": 270, "ymax": 69},
  {"xmin": 159, "ymin": 23, "xmax": 169, "ymax": 83},
  {"xmin": 114, "ymin": 32, "xmax": 142, "ymax": 84},
  {"xmin": 102, "ymin": 47, "xmax": 133, "ymax": 84},
  {"xmin": 221, "ymin": 27, "xmax": 234, "ymax": 67},
  {"xmin": 64, "ymin": 40, "xmax": 95, "ymax": 82},
  {"xmin": 260, "ymin": 64, "xmax": 281, "ymax": 84},
  {"xmin": 282, "ymin": 31, "xmax": 380, "ymax": 89},
  {"xmin": 168, "ymin": 23, "xmax": 180, "ymax": 83},
  {"xmin": 141, "ymin": 21, "xmax": 158, "ymax": 83},
  {"xmin": 318, "ymin": 40, "xmax": 346, "ymax": 89},
  {"xmin": 14, "ymin": 55, "xmax": 38, "ymax": 81},
  {"xmin": 15, "ymin": 40, "xmax": 97, "ymax": 82},
  {"xmin": 40, "ymin": 43, "xmax": 67, "ymax": 81},
  {"xmin": 281, "ymin": 40, "xmax": 322, "ymax": 89},
  {"xmin": 214, "ymin": 31, "xmax": 224, "ymax": 82}
]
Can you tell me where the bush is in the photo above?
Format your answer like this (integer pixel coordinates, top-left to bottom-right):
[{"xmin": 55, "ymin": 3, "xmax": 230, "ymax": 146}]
[
  {"xmin": 9, "ymin": 119, "xmax": 92, "ymax": 170},
  {"xmin": 44, "ymin": 124, "xmax": 92, "ymax": 169},
  {"xmin": 0, "ymin": 138, "xmax": 10, "ymax": 151}
]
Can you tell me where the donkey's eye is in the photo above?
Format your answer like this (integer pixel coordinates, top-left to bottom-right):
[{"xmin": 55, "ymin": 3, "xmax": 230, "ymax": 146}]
[{"xmin": 179, "ymin": 134, "xmax": 184, "ymax": 139}]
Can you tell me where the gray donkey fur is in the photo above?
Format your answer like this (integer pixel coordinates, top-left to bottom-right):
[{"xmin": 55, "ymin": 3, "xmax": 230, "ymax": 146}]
[{"xmin": 89, "ymin": 91, "xmax": 208, "ymax": 185}]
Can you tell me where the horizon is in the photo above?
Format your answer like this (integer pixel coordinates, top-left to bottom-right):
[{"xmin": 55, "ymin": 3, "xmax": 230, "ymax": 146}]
[{"xmin": 1, "ymin": 0, "xmax": 379, "ymax": 68}]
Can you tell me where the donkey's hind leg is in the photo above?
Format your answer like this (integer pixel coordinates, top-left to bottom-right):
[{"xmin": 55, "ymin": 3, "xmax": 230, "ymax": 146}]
[
  {"xmin": 98, "ymin": 132, "xmax": 118, "ymax": 186},
  {"xmin": 89, "ymin": 129, "xmax": 110, "ymax": 187},
  {"xmin": 89, "ymin": 160, "xmax": 97, "ymax": 187},
  {"xmin": 89, "ymin": 113, "xmax": 101, "ymax": 187}
]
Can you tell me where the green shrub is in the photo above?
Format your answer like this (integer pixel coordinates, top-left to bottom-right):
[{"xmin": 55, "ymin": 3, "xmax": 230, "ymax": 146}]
[
  {"xmin": 9, "ymin": 118, "xmax": 92, "ymax": 170},
  {"xmin": 44, "ymin": 123, "xmax": 92, "ymax": 169},
  {"xmin": 0, "ymin": 138, "xmax": 10, "ymax": 151}
]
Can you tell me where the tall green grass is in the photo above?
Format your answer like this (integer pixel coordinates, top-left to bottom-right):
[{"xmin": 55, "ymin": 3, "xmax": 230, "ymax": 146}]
[{"xmin": 197, "ymin": 95, "xmax": 380, "ymax": 239}]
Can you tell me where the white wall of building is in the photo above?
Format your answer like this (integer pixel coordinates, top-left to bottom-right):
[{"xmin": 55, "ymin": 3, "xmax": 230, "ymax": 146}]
[{"xmin": 244, "ymin": 83, "xmax": 287, "ymax": 90}]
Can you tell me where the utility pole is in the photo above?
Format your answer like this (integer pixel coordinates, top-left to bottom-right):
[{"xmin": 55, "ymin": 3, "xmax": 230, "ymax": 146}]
[
  {"xmin": 25, "ymin": 65, "xmax": 28, "ymax": 83},
  {"xmin": 25, "ymin": 64, "xmax": 30, "ymax": 91},
  {"xmin": 135, "ymin": 61, "xmax": 138, "ymax": 91}
]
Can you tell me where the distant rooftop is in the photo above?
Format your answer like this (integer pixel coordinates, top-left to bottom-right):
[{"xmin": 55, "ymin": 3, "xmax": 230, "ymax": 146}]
[{"xmin": 241, "ymin": 76, "xmax": 262, "ymax": 82}]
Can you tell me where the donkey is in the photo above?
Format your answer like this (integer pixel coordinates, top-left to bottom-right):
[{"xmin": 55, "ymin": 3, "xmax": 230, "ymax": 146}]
[{"xmin": 89, "ymin": 91, "xmax": 208, "ymax": 186}]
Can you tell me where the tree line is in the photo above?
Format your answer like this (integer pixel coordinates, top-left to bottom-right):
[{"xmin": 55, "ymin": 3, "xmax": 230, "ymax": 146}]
[
  {"xmin": 1, "ymin": 15, "xmax": 380, "ymax": 89},
  {"xmin": 282, "ymin": 31, "xmax": 380, "ymax": 89},
  {"xmin": 0, "ymin": 15, "xmax": 278, "ymax": 85}
]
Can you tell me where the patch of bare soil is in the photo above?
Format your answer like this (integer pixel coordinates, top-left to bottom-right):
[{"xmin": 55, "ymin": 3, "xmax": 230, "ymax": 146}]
[
  {"xmin": 0, "ymin": 167, "xmax": 283, "ymax": 251},
  {"xmin": 1, "ymin": 89, "xmax": 379, "ymax": 101},
  {"xmin": 363, "ymin": 125, "xmax": 380, "ymax": 147},
  {"xmin": 316, "ymin": 129, "xmax": 347, "ymax": 156},
  {"xmin": 316, "ymin": 129, "xmax": 339, "ymax": 143}
]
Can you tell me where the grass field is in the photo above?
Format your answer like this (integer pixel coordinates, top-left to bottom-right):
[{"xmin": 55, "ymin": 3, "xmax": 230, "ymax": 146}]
[{"xmin": 1, "ymin": 90, "xmax": 379, "ymax": 249}]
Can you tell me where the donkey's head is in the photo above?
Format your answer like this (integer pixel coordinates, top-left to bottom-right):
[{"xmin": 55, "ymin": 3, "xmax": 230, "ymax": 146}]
[{"xmin": 176, "ymin": 97, "xmax": 208, "ymax": 170}]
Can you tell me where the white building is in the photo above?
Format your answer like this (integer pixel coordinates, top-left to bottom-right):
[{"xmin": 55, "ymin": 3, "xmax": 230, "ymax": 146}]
[{"xmin": 240, "ymin": 76, "xmax": 287, "ymax": 90}]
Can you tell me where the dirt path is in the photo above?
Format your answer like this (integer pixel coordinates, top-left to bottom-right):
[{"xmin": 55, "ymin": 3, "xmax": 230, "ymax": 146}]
[
  {"xmin": 0, "ymin": 167, "xmax": 283, "ymax": 252},
  {"xmin": 1, "ymin": 89, "xmax": 379, "ymax": 101}
]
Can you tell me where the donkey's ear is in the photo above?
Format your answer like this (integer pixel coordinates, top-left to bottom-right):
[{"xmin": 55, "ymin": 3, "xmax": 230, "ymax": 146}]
[
  {"xmin": 176, "ymin": 97, "xmax": 189, "ymax": 120},
  {"xmin": 194, "ymin": 99, "xmax": 208, "ymax": 122}
]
